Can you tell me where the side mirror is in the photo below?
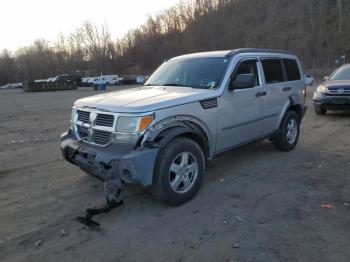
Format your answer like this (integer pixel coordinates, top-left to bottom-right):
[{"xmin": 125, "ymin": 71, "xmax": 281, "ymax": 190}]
[
  {"xmin": 229, "ymin": 74, "xmax": 256, "ymax": 90},
  {"xmin": 304, "ymin": 74, "xmax": 314, "ymax": 86},
  {"xmin": 324, "ymin": 76, "xmax": 329, "ymax": 81}
]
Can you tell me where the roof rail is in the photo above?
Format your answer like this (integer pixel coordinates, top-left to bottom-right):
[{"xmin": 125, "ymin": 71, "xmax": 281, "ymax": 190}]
[{"xmin": 227, "ymin": 48, "xmax": 295, "ymax": 56}]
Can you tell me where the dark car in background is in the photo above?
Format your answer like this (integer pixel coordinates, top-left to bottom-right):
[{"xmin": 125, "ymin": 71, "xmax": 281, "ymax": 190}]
[
  {"xmin": 313, "ymin": 64, "xmax": 350, "ymax": 115},
  {"xmin": 53, "ymin": 74, "xmax": 82, "ymax": 86}
]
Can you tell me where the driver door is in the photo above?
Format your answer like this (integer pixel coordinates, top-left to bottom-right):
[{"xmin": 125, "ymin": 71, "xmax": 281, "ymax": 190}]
[{"xmin": 216, "ymin": 58, "xmax": 266, "ymax": 152}]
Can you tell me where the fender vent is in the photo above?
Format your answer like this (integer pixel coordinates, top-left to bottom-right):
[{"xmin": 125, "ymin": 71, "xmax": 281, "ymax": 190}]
[{"xmin": 200, "ymin": 98, "xmax": 218, "ymax": 109}]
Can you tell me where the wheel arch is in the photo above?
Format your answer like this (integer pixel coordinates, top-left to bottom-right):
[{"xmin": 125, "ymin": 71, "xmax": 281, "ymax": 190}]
[
  {"xmin": 276, "ymin": 95, "xmax": 304, "ymax": 129},
  {"xmin": 140, "ymin": 116, "xmax": 212, "ymax": 159},
  {"xmin": 159, "ymin": 127, "xmax": 209, "ymax": 158}
]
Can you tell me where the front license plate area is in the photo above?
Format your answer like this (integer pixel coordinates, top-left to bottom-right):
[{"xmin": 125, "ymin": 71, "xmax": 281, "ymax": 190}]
[
  {"xmin": 77, "ymin": 147, "xmax": 96, "ymax": 162},
  {"xmin": 333, "ymin": 99, "xmax": 346, "ymax": 104}
]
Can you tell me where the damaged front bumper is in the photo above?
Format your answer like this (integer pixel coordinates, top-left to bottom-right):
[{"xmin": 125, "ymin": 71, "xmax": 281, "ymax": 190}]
[{"xmin": 60, "ymin": 129, "xmax": 159, "ymax": 186}]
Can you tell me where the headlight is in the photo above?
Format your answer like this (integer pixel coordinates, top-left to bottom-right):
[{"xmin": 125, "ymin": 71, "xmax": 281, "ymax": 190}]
[
  {"xmin": 316, "ymin": 85, "xmax": 327, "ymax": 93},
  {"xmin": 115, "ymin": 114, "xmax": 154, "ymax": 142},
  {"xmin": 71, "ymin": 107, "xmax": 77, "ymax": 130}
]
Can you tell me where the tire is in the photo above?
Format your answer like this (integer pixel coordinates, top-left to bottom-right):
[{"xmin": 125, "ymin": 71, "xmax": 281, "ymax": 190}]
[
  {"xmin": 150, "ymin": 137, "xmax": 205, "ymax": 206},
  {"xmin": 314, "ymin": 104, "xmax": 327, "ymax": 115},
  {"xmin": 274, "ymin": 110, "xmax": 300, "ymax": 151}
]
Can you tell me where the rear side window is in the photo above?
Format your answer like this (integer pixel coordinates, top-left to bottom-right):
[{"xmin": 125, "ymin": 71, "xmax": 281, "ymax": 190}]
[
  {"xmin": 283, "ymin": 59, "xmax": 301, "ymax": 81},
  {"xmin": 262, "ymin": 59, "xmax": 284, "ymax": 84}
]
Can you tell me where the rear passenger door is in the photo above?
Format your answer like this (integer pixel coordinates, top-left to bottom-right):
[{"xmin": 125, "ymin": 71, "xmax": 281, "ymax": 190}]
[
  {"xmin": 261, "ymin": 58, "xmax": 302, "ymax": 131},
  {"xmin": 260, "ymin": 58, "xmax": 287, "ymax": 131},
  {"xmin": 282, "ymin": 58, "xmax": 303, "ymax": 99}
]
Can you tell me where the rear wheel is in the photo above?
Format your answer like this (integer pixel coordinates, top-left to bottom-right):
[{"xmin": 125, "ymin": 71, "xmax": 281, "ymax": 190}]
[
  {"xmin": 150, "ymin": 137, "xmax": 205, "ymax": 206},
  {"xmin": 274, "ymin": 110, "xmax": 300, "ymax": 151},
  {"xmin": 314, "ymin": 104, "xmax": 327, "ymax": 115}
]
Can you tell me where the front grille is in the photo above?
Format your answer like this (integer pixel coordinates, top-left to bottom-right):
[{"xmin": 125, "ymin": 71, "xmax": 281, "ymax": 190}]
[
  {"xmin": 92, "ymin": 130, "xmax": 112, "ymax": 145},
  {"xmin": 77, "ymin": 125, "xmax": 88, "ymax": 138},
  {"xmin": 326, "ymin": 86, "xmax": 350, "ymax": 96},
  {"xmin": 74, "ymin": 109, "xmax": 116, "ymax": 146},
  {"xmin": 328, "ymin": 86, "xmax": 350, "ymax": 91},
  {"xmin": 325, "ymin": 93, "xmax": 350, "ymax": 97},
  {"xmin": 95, "ymin": 114, "xmax": 114, "ymax": 127},
  {"xmin": 77, "ymin": 110, "xmax": 90, "ymax": 123}
]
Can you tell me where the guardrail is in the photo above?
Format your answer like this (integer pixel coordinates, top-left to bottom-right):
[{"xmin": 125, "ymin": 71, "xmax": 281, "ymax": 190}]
[{"xmin": 23, "ymin": 81, "xmax": 77, "ymax": 92}]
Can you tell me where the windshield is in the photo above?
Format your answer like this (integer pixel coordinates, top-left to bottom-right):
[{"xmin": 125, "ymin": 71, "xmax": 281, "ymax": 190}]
[
  {"xmin": 144, "ymin": 56, "xmax": 231, "ymax": 89},
  {"xmin": 330, "ymin": 65, "xmax": 350, "ymax": 80}
]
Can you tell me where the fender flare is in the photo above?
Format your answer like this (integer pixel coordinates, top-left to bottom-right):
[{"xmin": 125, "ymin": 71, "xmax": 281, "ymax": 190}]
[
  {"xmin": 276, "ymin": 95, "xmax": 303, "ymax": 129},
  {"xmin": 289, "ymin": 94, "xmax": 303, "ymax": 106},
  {"xmin": 140, "ymin": 117, "xmax": 211, "ymax": 158},
  {"xmin": 158, "ymin": 126, "xmax": 208, "ymax": 153}
]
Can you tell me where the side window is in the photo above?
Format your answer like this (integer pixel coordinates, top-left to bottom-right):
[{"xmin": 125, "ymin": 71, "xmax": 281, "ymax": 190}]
[
  {"xmin": 262, "ymin": 59, "xmax": 284, "ymax": 84},
  {"xmin": 233, "ymin": 60, "xmax": 260, "ymax": 87},
  {"xmin": 283, "ymin": 59, "xmax": 301, "ymax": 81}
]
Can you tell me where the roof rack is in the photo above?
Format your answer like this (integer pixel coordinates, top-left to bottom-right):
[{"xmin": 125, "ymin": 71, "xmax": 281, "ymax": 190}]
[{"xmin": 227, "ymin": 48, "xmax": 295, "ymax": 56}]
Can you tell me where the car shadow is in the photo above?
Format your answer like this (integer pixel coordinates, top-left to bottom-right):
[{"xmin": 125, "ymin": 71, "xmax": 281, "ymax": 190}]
[{"xmin": 323, "ymin": 109, "xmax": 350, "ymax": 118}]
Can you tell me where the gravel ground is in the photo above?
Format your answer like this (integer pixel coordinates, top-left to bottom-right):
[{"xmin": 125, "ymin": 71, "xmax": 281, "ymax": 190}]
[{"xmin": 0, "ymin": 85, "xmax": 349, "ymax": 262}]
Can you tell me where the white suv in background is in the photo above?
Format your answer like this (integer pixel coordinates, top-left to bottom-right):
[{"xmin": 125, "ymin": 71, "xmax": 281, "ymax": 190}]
[{"xmin": 92, "ymin": 75, "xmax": 120, "ymax": 86}]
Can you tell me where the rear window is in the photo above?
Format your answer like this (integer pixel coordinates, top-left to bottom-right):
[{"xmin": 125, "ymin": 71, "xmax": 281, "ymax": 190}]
[
  {"xmin": 283, "ymin": 59, "xmax": 301, "ymax": 81},
  {"xmin": 262, "ymin": 59, "xmax": 284, "ymax": 84}
]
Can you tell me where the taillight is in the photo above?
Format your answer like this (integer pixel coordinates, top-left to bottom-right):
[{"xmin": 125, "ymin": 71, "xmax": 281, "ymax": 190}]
[{"xmin": 302, "ymin": 86, "xmax": 306, "ymax": 98}]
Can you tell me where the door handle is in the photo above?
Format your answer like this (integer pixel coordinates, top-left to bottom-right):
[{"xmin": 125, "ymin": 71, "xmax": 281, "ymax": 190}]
[
  {"xmin": 255, "ymin": 91, "xmax": 266, "ymax": 97},
  {"xmin": 283, "ymin": 86, "xmax": 292, "ymax": 91}
]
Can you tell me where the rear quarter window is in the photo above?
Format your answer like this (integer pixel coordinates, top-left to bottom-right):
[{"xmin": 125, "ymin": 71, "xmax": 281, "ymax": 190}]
[
  {"xmin": 283, "ymin": 59, "xmax": 301, "ymax": 81},
  {"xmin": 261, "ymin": 59, "xmax": 284, "ymax": 84}
]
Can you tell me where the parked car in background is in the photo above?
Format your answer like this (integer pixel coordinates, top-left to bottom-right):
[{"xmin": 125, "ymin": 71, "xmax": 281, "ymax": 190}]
[
  {"xmin": 85, "ymin": 77, "xmax": 98, "ymax": 86},
  {"xmin": 46, "ymin": 77, "xmax": 56, "ymax": 82},
  {"xmin": 313, "ymin": 64, "xmax": 350, "ymax": 115},
  {"xmin": 119, "ymin": 75, "xmax": 137, "ymax": 85},
  {"xmin": 34, "ymin": 79, "xmax": 47, "ymax": 83},
  {"xmin": 304, "ymin": 74, "xmax": 314, "ymax": 86},
  {"xmin": 136, "ymin": 75, "xmax": 146, "ymax": 84},
  {"xmin": 81, "ymin": 77, "xmax": 95, "ymax": 87},
  {"xmin": 81, "ymin": 77, "xmax": 88, "ymax": 85},
  {"xmin": 53, "ymin": 74, "xmax": 82, "ymax": 86},
  {"xmin": 0, "ymin": 83, "xmax": 22, "ymax": 89},
  {"xmin": 92, "ymin": 75, "xmax": 120, "ymax": 86},
  {"xmin": 61, "ymin": 48, "xmax": 307, "ymax": 206}
]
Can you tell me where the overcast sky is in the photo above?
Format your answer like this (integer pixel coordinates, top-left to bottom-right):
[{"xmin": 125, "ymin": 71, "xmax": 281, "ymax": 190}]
[{"xmin": 0, "ymin": 0, "xmax": 180, "ymax": 51}]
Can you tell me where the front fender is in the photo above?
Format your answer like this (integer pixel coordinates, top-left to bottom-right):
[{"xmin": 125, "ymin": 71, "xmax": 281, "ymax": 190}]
[
  {"xmin": 153, "ymin": 126, "xmax": 195, "ymax": 148},
  {"xmin": 140, "ymin": 117, "xmax": 212, "ymax": 158}
]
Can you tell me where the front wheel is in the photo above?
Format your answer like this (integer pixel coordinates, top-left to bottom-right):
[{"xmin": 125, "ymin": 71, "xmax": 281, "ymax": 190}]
[
  {"xmin": 150, "ymin": 137, "xmax": 205, "ymax": 206},
  {"xmin": 274, "ymin": 110, "xmax": 300, "ymax": 151}
]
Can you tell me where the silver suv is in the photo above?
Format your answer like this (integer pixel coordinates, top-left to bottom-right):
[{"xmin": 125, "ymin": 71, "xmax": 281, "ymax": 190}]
[
  {"xmin": 61, "ymin": 48, "xmax": 307, "ymax": 205},
  {"xmin": 313, "ymin": 64, "xmax": 350, "ymax": 114}
]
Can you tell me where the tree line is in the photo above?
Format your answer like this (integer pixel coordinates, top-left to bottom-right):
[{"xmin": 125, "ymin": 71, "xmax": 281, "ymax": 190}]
[{"xmin": 0, "ymin": 0, "xmax": 348, "ymax": 85}]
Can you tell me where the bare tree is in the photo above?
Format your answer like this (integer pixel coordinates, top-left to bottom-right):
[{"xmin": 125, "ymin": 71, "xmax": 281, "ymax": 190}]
[{"xmin": 1, "ymin": 0, "xmax": 350, "ymax": 85}]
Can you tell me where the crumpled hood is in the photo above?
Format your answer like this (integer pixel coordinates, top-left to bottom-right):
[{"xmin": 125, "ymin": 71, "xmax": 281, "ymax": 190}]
[{"xmin": 74, "ymin": 86, "xmax": 217, "ymax": 113}]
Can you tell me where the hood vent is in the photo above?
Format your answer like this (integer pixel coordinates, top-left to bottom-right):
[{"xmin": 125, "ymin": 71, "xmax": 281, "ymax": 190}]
[{"xmin": 200, "ymin": 98, "xmax": 218, "ymax": 109}]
